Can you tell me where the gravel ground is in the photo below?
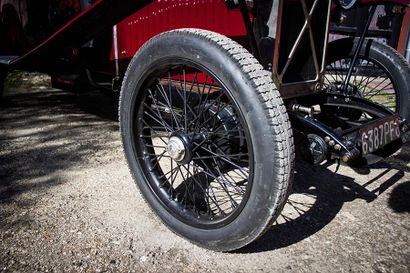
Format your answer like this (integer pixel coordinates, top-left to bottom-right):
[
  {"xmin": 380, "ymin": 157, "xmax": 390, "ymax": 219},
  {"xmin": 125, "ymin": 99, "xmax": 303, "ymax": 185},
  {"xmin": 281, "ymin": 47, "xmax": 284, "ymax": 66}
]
[{"xmin": 0, "ymin": 80, "xmax": 409, "ymax": 273}]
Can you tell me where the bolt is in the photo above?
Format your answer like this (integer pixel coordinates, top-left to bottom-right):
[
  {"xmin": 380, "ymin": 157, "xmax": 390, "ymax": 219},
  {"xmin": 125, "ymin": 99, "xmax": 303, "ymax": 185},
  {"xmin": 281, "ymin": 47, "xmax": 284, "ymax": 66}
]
[
  {"xmin": 324, "ymin": 136, "xmax": 331, "ymax": 142},
  {"xmin": 342, "ymin": 154, "xmax": 350, "ymax": 163},
  {"xmin": 334, "ymin": 144, "xmax": 341, "ymax": 151},
  {"xmin": 329, "ymin": 140, "xmax": 335, "ymax": 146},
  {"xmin": 315, "ymin": 82, "xmax": 321, "ymax": 92}
]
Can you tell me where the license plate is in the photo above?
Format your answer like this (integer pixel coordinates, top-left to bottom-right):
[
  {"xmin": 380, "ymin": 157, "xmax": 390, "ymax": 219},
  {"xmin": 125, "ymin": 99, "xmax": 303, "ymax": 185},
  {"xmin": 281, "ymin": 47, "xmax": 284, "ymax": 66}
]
[{"xmin": 360, "ymin": 115, "xmax": 401, "ymax": 155}]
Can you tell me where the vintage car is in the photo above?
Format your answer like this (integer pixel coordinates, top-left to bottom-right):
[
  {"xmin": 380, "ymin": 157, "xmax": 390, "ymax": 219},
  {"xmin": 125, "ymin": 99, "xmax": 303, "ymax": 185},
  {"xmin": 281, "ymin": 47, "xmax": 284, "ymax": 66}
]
[{"xmin": 1, "ymin": 0, "xmax": 409, "ymax": 251}]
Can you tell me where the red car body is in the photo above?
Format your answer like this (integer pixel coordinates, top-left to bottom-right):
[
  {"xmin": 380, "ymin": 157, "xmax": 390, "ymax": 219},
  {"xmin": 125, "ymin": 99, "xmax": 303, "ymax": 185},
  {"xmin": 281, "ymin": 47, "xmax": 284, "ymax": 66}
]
[{"xmin": 1, "ymin": 0, "xmax": 408, "ymax": 81}]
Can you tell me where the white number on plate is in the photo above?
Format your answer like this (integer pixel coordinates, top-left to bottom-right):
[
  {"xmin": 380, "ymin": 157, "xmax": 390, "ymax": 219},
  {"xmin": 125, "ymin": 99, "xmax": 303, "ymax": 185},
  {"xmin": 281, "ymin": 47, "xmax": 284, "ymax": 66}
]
[{"xmin": 362, "ymin": 118, "xmax": 401, "ymax": 154}]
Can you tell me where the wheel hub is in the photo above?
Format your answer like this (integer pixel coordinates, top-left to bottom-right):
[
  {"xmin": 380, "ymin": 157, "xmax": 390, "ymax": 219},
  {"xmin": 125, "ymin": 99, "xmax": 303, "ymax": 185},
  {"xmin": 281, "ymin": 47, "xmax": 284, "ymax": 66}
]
[
  {"xmin": 166, "ymin": 136, "xmax": 186, "ymax": 162},
  {"xmin": 307, "ymin": 134, "xmax": 328, "ymax": 165}
]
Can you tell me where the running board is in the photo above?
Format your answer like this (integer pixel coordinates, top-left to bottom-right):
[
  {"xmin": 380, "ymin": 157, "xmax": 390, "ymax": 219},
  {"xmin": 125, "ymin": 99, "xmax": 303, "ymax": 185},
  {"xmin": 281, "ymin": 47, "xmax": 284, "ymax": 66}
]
[{"xmin": 0, "ymin": 56, "xmax": 19, "ymax": 66}]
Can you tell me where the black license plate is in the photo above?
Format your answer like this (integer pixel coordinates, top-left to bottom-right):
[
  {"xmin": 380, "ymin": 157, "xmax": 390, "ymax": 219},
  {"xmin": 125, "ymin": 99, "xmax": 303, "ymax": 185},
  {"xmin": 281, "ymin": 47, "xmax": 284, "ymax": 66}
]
[{"xmin": 360, "ymin": 115, "xmax": 401, "ymax": 155}]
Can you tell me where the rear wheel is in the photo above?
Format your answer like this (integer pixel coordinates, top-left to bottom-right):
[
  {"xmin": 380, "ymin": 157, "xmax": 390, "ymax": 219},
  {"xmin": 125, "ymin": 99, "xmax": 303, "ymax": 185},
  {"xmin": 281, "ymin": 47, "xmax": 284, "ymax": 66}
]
[
  {"xmin": 325, "ymin": 38, "xmax": 410, "ymax": 121},
  {"xmin": 119, "ymin": 29, "xmax": 294, "ymax": 251}
]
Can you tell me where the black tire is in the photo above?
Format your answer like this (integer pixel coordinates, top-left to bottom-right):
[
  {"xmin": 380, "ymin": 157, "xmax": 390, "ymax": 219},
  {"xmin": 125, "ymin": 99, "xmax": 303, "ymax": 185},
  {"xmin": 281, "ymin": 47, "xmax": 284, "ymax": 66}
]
[
  {"xmin": 325, "ymin": 38, "xmax": 410, "ymax": 121},
  {"xmin": 119, "ymin": 29, "xmax": 294, "ymax": 251}
]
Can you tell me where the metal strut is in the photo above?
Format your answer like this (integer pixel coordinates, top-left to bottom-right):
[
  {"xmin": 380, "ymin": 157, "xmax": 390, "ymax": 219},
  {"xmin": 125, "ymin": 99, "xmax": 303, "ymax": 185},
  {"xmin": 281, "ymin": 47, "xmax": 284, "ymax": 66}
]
[
  {"xmin": 238, "ymin": 0, "xmax": 261, "ymax": 61},
  {"xmin": 342, "ymin": 5, "xmax": 377, "ymax": 94}
]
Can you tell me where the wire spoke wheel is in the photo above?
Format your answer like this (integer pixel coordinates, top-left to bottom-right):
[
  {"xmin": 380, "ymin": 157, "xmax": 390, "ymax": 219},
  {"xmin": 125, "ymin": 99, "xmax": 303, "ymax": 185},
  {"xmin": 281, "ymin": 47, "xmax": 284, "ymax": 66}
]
[
  {"xmin": 119, "ymin": 29, "xmax": 293, "ymax": 251},
  {"xmin": 325, "ymin": 57, "xmax": 397, "ymax": 112},
  {"xmin": 136, "ymin": 65, "xmax": 252, "ymax": 227},
  {"xmin": 325, "ymin": 38, "xmax": 410, "ymax": 121}
]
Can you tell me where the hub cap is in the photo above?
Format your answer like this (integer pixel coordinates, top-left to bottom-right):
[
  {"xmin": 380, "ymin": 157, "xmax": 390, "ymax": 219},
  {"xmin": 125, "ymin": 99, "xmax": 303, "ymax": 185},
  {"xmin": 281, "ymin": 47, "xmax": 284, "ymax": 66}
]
[{"xmin": 166, "ymin": 136, "xmax": 186, "ymax": 162}]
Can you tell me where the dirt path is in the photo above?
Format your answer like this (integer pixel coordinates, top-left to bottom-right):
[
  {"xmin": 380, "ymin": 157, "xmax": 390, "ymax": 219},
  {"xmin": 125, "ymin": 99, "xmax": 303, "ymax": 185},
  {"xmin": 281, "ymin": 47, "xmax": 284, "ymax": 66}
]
[{"xmin": 0, "ymin": 86, "xmax": 409, "ymax": 273}]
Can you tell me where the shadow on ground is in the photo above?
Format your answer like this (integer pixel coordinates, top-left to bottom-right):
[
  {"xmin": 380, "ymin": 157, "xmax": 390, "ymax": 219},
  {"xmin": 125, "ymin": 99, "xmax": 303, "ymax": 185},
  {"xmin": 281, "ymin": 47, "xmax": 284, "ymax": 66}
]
[
  {"xmin": 0, "ymin": 88, "xmax": 120, "ymax": 225},
  {"xmin": 238, "ymin": 145, "xmax": 409, "ymax": 253},
  {"xmin": 388, "ymin": 180, "xmax": 410, "ymax": 213}
]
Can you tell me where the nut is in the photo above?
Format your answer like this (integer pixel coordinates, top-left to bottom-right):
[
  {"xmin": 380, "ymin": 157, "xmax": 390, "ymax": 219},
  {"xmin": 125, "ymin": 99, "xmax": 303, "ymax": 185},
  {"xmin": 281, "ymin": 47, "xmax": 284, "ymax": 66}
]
[
  {"xmin": 334, "ymin": 144, "xmax": 341, "ymax": 151},
  {"xmin": 342, "ymin": 154, "xmax": 350, "ymax": 163}
]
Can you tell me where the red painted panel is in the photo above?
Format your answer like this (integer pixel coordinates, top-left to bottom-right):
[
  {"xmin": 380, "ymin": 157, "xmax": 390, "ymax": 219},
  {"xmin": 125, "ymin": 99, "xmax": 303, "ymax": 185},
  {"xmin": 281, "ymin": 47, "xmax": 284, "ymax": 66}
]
[
  {"xmin": 111, "ymin": 0, "xmax": 247, "ymax": 60},
  {"xmin": 397, "ymin": 7, "xmax": 410, "ymax": 55}
]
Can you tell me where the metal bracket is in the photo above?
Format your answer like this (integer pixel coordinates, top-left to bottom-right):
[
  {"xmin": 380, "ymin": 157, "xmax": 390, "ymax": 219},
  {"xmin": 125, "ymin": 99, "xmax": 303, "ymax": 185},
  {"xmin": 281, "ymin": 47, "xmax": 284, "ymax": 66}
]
[{"xmin": 289, "ymin": 111, "xmax": 360, "ymax": 162}]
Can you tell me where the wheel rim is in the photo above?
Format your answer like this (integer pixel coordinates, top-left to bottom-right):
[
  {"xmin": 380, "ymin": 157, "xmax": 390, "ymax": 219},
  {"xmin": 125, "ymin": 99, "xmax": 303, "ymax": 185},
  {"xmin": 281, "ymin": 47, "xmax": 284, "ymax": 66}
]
[
  {"xmin": 325, "ymin": 57, "xmax": 398, "ymax": 113},
  {"xmin": 132, "ymin": 61, "xmax": 254, "ymax": 229}
]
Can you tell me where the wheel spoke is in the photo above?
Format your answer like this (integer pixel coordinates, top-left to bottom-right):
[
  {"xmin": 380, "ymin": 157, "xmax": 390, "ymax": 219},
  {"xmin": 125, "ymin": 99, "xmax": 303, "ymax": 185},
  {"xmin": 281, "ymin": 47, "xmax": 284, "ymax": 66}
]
[
  {"xmin": 326, "ymin": 56, "xmax": 397, "ymax": 113},
  {"xmin": 156, "ymin": 83, "xmax": 182, "ymax": 130},
  {"xmin": 134, "ymin": 62, "xmax": 251, "ymax": 225}
]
